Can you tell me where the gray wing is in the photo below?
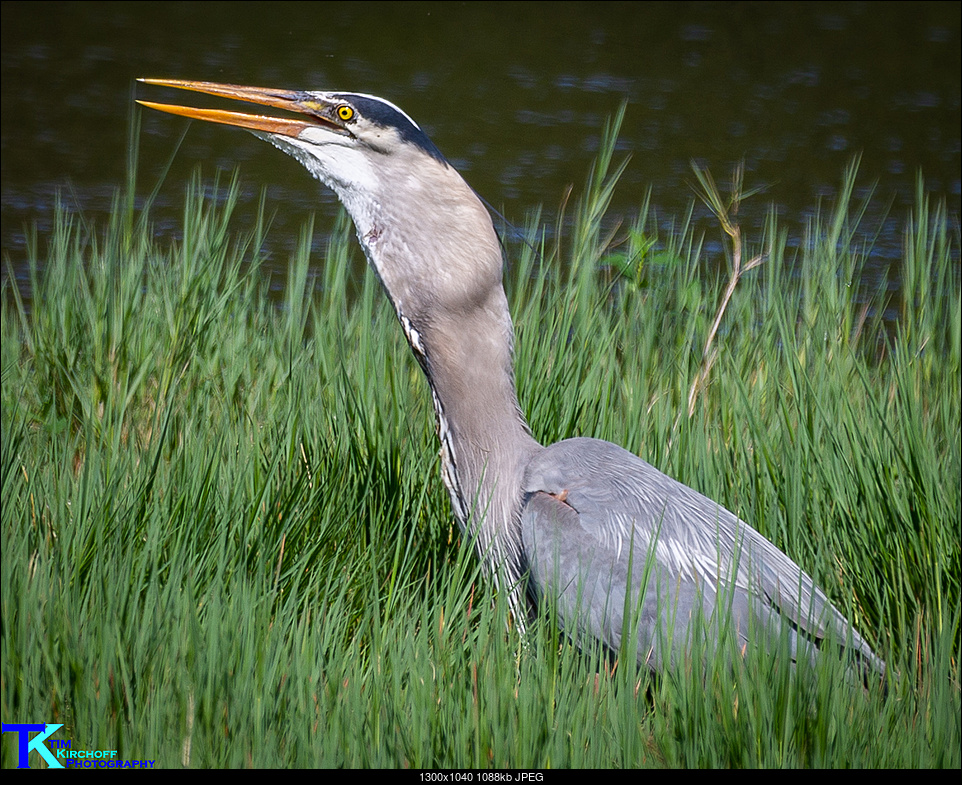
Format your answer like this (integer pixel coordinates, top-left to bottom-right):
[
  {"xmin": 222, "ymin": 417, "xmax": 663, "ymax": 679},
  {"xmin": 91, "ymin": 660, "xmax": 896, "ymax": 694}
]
[{"xmin": 520, "ymin": 437, "xmax": 884, "ymax": 674}]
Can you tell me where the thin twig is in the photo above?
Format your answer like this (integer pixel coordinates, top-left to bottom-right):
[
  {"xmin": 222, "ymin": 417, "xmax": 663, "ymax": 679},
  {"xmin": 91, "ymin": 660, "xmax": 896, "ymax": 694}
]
[{"xmin": 687, "ymin": 163, "xmax": 767, "ymax": 416}]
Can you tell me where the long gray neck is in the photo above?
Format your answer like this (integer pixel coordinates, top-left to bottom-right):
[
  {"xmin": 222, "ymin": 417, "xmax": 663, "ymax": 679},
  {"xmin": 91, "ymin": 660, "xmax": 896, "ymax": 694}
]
[
  {"xmin": 397, "ymin": 290, "xmax": 541, "ymax": 594},
  {"xmin": 311, "ymin": 142, "xmax": 542, "ymax": 609}
]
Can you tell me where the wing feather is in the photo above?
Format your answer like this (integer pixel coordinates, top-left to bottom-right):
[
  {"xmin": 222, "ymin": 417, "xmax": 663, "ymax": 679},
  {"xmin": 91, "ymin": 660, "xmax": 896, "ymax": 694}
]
[{"xmin": 521, "ymin": 437, "xmax": 884, "ymax": 674}]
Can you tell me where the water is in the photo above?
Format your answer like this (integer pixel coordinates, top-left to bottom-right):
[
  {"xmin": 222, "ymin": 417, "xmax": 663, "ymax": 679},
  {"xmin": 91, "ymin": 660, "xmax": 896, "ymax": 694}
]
[{"xmin": 2, "ymin": 2, "xmax": 959, "ymax": 296}]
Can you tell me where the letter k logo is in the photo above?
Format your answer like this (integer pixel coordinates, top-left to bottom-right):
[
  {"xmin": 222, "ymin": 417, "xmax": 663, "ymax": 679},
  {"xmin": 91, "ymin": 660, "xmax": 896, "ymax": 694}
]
[{"xmin": 1, "ymin": 723, "xmax": 64, "ymax": 768}]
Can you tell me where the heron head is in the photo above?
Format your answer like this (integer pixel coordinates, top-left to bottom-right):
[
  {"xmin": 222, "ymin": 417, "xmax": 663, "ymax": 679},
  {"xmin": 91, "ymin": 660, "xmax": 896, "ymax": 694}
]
[{"xmin": 137, "ymin": 79, "xmax": 448, "ymax": 199}]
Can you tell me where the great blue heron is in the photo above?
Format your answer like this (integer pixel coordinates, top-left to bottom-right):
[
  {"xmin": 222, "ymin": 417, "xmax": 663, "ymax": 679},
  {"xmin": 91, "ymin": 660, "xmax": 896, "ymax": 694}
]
[{"xmin": 138, "ymin": 80, "xmax": 885, "ymax": 677}]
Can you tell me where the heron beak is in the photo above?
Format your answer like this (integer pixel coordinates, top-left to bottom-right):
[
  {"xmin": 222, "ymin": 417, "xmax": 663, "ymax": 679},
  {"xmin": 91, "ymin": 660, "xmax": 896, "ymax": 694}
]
[{"xmin": 136, "ymin": 79, "xmax": 341, "ymax": 139}]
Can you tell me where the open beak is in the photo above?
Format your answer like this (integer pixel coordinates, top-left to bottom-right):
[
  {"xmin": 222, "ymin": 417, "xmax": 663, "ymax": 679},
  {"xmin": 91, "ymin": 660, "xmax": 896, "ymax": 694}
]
[{"xmin": 136, "ymin": 79, "xmax": 341, "ymax": 138}]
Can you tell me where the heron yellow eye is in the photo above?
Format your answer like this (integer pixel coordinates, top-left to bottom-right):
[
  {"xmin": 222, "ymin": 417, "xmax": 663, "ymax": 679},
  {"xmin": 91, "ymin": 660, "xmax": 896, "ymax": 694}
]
[{"xmin": 337, "ymin": 105, "xmax": 354, "ymax": 122}]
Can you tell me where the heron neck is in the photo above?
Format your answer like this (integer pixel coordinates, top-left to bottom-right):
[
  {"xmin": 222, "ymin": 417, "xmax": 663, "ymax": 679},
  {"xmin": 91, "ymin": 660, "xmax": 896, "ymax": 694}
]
[
  {"xmin": 398, "ymin": 287, "xmax": 541, "ymax": 586},
  {"xmin": 340, "ymin": 156, "xmax": 540, "ymax": 595}
]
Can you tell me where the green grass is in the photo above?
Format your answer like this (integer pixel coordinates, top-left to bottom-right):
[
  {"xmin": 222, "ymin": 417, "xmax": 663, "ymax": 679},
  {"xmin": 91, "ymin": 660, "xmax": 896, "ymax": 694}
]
[{"xmin": 2, "ymin": 120, "xmax": 959, "ymax": 766}]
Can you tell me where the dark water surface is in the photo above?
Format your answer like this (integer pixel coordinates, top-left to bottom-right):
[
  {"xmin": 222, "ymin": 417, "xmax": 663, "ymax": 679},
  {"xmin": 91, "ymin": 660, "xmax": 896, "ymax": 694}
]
[{"xmin": 2, "ymin": 2, "xmax": 959, "ymax": 295}]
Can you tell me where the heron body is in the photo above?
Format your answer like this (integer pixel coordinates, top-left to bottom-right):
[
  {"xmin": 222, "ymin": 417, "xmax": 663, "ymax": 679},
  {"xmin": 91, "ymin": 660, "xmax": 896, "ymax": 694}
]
[{"xmin": 138, "ymin": 80, "xmax": 885, "ymax": 676}]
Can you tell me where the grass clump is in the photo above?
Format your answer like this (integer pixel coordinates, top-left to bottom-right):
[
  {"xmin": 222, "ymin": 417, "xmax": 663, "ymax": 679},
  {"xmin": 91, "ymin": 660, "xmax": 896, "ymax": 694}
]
[{"xmin": 2, "ymin": 122, "xmax": 959, "ymax": 766}]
